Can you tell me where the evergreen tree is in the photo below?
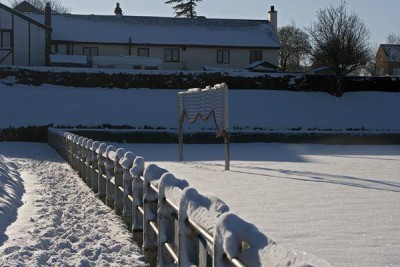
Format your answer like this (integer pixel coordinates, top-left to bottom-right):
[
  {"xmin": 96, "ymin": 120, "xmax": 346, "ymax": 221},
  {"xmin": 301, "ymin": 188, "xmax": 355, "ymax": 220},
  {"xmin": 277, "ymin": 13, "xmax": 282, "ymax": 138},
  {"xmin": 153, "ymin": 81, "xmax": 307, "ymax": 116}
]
[{"xmin": 165, "ymin": 0, "xmax": 203, "ymax": 18}]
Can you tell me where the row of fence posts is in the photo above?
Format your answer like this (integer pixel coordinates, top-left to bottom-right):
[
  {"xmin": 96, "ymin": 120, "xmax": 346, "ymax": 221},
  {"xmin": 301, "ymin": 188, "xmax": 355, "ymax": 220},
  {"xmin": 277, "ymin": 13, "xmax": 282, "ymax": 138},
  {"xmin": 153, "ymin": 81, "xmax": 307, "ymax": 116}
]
[{"xmin": 47, "ymin": 128, "xmax": 328, "ymax": 267}]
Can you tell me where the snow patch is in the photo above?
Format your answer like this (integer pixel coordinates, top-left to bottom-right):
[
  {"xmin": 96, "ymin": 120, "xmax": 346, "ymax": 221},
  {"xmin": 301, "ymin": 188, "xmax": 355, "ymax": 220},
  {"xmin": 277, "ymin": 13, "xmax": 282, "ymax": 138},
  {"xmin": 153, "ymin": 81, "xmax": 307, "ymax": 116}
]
[
  {"xmin": 214, "ymin": 212, "xmax": 331, "ymax": 266},
  {"xmin": 0, "ymin": 155, "xmax": 24, "ymax": 246}
]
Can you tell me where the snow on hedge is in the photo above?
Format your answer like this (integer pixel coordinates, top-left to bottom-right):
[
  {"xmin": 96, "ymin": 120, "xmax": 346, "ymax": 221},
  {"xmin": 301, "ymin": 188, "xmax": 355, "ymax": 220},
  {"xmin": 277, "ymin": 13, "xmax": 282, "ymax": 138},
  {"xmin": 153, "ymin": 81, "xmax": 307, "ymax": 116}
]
[{"xmin": 0, "ymin": 156, "xmax": 24, "ymax": 247}]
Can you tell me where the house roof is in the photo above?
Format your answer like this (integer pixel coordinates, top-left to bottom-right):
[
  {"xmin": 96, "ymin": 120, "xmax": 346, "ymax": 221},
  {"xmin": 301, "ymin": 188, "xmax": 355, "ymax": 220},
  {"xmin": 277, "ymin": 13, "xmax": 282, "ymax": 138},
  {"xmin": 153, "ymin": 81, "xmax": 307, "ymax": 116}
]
[
  {"xmin": 379, "ymin": 44, "xmax": 400, "ymax": 61},
  {"xmin": 14, "ymin": 1, "xmax": 43, "ymax": 14},
  {"xmin": 0, "ymin": 3, "xmax": 49, "ymax": 31},
  {"xmin": 27, "ymin": 14, "xmax": 280, "ymax": 48}
]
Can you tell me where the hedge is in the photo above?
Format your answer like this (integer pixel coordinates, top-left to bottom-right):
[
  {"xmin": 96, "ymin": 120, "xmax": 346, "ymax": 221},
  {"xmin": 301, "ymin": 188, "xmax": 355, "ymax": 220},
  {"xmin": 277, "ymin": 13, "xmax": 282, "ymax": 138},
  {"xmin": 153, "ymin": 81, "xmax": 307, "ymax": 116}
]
[{"xmin": 1, "ymin": 67, "xmax": 400, "ymax": 95}]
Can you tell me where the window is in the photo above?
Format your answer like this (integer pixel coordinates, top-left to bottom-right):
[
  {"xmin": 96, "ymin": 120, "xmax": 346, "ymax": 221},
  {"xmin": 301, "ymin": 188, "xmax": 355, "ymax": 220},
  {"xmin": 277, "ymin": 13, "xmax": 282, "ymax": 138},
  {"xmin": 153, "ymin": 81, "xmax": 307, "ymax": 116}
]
[
  {"xmin": 0, "ymin": 30, "xmax": 12, "ymax": 49},
  {"xmin": 164, "ymin": 48, "xmax": 179, "ymax": 62},
  {"xmin": 217, "ymin": 50, "xmax": 230, "ymax": 64},
  {"xmin": 52, "ymin": 44, "xmax": 70, "ymax": 55},
  {"xmin": 58, "ymin": 44, "xmax": 67, "ymax": 55},
  {"xmin": 391, "ymin": 50, "xmax": 400, "ymax": 61},
  {"xmin": 393, "ymin": 68, "xmax": 400, "ymax": 76},
  {"xmin": 138, "ymin": 48, "xmax": 149, "ymax": 57},
  {"xmin": 83, "ymin": 47, "xmax": 98, "ymax": 58},
  {"xmin": 249, "ymin": 51, "xmax": 262, "ymax": 63}
]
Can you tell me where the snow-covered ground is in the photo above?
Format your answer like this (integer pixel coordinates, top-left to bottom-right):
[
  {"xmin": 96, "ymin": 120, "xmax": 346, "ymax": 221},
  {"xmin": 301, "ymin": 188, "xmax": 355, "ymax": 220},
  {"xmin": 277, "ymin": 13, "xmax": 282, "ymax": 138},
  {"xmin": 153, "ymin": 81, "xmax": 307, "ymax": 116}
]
[
  {"xmin": 0, "ymin": 142, "xmax": 145, "ymax": 266},
  {"xmin": 115, "ymin": 142, "xmax": 400, "ymax": 267},
  {"xmin": 1, "ymin": 83, "xmax": 400, "ymax": 131},
  {"xmin": 1, "ymin": 141, "xmax": 399, "ymax": 266},
  {"xmin": 1, "ymin": 82, "xmax": 400, "ymax": 266}
]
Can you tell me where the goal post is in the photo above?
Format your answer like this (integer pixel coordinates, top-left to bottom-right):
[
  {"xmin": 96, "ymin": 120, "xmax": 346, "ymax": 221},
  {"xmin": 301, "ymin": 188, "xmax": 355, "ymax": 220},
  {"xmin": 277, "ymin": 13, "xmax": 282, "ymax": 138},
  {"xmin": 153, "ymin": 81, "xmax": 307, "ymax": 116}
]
[{"xmin": 178, "ymin": 83, "xmax": 230, "ymax": 170}]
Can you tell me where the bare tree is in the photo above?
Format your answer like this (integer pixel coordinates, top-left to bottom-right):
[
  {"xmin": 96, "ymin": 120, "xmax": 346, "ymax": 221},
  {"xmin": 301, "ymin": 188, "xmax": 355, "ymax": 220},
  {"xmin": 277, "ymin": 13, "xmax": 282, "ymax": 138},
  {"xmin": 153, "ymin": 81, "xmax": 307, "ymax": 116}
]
[
  {"xmin": 386, "ymin": 33, "xmax": 400, "ymax": 44},
  {"xmin": 10, "ymin": 0, "xmax": 71, "ymax": 14},
  {"xmin": 278, "ymin": 23, "xmax": 311, "ymax": 71},
  {"xmin": 308, "ymin": 0, "xmax": 370, "ymax": 94},
  {"xmin": 165, "ymin": 0, "xmax": 203, "ymax": 18}
]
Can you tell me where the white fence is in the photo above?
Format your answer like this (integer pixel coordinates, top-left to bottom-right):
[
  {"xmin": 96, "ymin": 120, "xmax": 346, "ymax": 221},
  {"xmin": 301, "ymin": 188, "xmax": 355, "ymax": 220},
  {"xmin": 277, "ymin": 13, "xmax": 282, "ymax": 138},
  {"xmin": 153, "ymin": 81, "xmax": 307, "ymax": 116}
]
[{"xmin": 47, "ymin": 128, "xmax": 329, "ymax": 267}]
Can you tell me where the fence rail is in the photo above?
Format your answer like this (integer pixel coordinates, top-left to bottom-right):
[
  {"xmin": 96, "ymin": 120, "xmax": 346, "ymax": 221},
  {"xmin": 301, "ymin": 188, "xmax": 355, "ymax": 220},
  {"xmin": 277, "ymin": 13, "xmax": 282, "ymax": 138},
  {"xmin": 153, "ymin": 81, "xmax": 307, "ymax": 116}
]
[{"xmin": 48, "ymin": 128, "xmax": 329, "ymax": 267}]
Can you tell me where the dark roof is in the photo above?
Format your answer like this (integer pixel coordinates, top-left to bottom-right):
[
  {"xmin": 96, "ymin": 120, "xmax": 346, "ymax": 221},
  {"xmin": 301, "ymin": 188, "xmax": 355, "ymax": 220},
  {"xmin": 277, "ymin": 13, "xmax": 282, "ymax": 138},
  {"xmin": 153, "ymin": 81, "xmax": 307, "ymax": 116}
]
[
  {"xmin": 379, "ymin": 44, "xmax": 400, "ymax": 58},
  {"xmin": 27, "ymin": 14, "xmax": 280, "ymax": 48},
  {"xmin": 14, "ymin": 1, "xmax": 43, "ymax": 14},
  {"xmin": 0, "ymin": 3, "xmax": 49, "ymax": 30}
]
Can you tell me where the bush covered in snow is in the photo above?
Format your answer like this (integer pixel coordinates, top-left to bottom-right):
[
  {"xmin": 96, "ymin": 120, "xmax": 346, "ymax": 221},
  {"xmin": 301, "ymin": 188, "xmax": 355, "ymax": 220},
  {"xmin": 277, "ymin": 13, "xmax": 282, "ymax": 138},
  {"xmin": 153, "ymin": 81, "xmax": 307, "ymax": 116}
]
[{"xmin": 3, "ymin": 67, "xmax": 400, "ymax": 93}]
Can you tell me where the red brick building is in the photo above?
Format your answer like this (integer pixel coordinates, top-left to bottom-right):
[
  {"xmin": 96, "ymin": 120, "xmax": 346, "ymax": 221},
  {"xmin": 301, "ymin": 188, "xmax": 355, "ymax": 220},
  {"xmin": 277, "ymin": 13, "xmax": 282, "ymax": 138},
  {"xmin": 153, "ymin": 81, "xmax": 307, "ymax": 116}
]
[{"xmin": 375, "ymin": 44, "xmax": 400, "ymax": 76}]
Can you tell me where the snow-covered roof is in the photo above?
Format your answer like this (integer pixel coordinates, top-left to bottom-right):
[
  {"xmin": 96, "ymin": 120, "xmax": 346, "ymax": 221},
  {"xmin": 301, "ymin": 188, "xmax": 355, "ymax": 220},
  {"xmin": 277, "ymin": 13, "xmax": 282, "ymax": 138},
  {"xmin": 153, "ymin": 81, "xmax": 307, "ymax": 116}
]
[
  {"xmin": 245, "ymin": 60, "xmax": 278, "ymax": 70},
  {"xmin": 27, "ymin": 14, "xmax": 280, "ymax": 48}
]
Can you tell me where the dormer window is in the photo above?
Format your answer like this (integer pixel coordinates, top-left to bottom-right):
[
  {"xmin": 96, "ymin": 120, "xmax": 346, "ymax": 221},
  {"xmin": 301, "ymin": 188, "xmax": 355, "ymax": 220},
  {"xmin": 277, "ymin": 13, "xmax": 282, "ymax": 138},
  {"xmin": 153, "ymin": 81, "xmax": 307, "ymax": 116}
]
[{"xmin": 390, "ymin": 50, "xmax": 400, "ymax": 61}]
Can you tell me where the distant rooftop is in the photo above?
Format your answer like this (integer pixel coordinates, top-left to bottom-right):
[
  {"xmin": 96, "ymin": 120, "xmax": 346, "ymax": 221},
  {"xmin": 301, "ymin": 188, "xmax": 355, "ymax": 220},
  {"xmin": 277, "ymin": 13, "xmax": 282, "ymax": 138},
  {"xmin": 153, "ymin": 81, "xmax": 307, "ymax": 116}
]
[
  {"xmin": 27, "ymin": 14, "xmax": 280, "ymax": 48},
  {"xmin": 380, "ymin": 44, "xmax": 400, "ymax": 61},
  {"xmin": 14, "ymin": 1, "xmax": 43, "ymax": 14}
]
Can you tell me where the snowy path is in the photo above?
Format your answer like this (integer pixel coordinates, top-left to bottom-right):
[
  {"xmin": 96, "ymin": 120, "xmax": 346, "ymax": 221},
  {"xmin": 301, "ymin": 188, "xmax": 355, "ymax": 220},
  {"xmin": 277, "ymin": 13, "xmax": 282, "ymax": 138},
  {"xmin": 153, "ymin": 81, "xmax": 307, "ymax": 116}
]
[
  {"xmin": 0, "ymin": 142, "xmax": 144, "ymax": 266},
  {"xmin": 117, "ymin": 143, "xmax": 400, "ymax": 267}
]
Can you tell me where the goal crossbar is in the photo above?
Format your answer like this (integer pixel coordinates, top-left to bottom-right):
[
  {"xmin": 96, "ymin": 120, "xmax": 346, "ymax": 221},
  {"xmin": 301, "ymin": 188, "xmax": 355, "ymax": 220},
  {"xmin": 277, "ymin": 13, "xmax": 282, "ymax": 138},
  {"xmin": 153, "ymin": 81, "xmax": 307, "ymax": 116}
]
[{"xmin": 178, "ymin": 83, "xmax": 230, "ymax": 170}]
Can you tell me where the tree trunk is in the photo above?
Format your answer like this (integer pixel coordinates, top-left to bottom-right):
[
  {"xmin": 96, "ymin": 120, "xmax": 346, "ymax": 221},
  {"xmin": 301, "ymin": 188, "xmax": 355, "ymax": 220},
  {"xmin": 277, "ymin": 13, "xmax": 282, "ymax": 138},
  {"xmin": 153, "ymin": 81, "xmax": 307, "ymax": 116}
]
[{"xmin": 335, "ymin": 75, "xmax": 344, "ymax": 97}]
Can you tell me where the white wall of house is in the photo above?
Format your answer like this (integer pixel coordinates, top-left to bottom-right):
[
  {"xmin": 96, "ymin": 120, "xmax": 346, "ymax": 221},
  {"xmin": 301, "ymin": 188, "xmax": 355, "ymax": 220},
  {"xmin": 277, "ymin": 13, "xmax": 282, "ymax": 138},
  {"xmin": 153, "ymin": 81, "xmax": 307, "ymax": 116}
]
[
  {"xmin": 0, "ymin": 8, "xmax": 12, "ymax": 29},
  {"xmin": 63, "ymin": 42, "xmax": 279, "ymax": 70},
  {"xmin": 29, "ymin": 24, "xmax": 46, "ymax": 66},
  {"xmin": 0, "ymin": 5, "xmax": 46, "ymax": 66},
  {"xmin": 14, "ymin": 15, "xmax": 29, "ymax": 66}
]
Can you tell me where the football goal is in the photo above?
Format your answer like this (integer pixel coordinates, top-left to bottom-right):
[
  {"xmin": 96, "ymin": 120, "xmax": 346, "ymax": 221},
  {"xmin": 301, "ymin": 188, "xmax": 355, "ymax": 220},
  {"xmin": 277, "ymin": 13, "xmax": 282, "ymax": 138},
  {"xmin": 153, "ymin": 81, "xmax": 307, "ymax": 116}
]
[{"xmin": 178, "ymin": 83, "xmax": 230, "ymax": 170}]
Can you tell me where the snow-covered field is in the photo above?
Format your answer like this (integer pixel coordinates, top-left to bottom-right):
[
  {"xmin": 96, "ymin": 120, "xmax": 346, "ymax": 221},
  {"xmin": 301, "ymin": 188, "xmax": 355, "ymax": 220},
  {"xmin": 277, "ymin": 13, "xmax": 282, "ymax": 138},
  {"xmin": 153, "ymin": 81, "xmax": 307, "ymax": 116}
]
[
  {"xmin": 1, "ymin": 141, "xmax": 399, "ymax": 266},
  {"xmin": 1, "ymin": 83, "xmax": 400, "ymax": 131},
  {"xmin": 1, "ymin": 82, "xmax": 400, "ymax": 266},
  {"xmin": 0, "ymin": 142, "xmax": 144, "ymax": 266},
  {"xmin": 117, "ymin": 142, "xmax": 400, "ymax": 267}
]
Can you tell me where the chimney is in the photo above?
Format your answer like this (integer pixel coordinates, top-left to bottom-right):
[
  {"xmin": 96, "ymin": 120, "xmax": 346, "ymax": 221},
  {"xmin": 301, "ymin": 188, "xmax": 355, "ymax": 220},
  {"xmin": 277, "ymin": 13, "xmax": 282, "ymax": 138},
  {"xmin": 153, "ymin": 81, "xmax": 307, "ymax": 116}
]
[
  {"xmin": 114, "ymin": 3, "xmax": 122, "ymax": 16},
  {"xmin": 268, "ymin": 5, "xmax": 277, "ymax": 34},
  {"xmin": 45, "ymin": 2, "xmax": 51, "ymax": 28},
  {"xmin": 45, "ymin": 2, "xmax": 51, "ymax": 66}
]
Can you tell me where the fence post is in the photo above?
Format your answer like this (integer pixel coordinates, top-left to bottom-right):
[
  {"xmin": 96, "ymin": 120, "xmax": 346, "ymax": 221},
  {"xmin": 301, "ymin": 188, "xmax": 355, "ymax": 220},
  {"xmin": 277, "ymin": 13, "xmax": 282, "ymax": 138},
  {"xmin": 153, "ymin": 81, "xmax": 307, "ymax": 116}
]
[
  {"xmin": 84, "ymin": 139, "xmax": 93, "ymax": 183},
  {"xmin": 158, "ymin": 173, "xmax": 189, "ymax": 267},
  {"xmin": 143, "ymin": 164, "xmax": 169, "ymax": 267},
  {"xmin": 88, "ymin": 141, "xmax": 100, "ymax": 191},
  {"xmin": 178, "ymin": 188, "xmax": 229, "ymax": 266},
  {"xmin": 79, "ymin": 138, "xmax": 88, "ymax": 178},
  {"xmin": 129, "ymin": 156, "xmax": 145, "ymax": 244},
  {"xmin": 120, "ymin": 152, "xmax": 136, "ymax": 229},
  {"xmin": 213, "ymin": 212, "xmax": 264, "ymax": 267},
  {"xmin": 114, "ymin": 148, "xmax": 126, "ymax": 216},
  {"xmin": 105, "ymin": 146, "xmax": 116, "ymax": 209},
  {"xmin": 66, "ymin": 133, "xmax": 74, "ymax": 166},
  {"xmin": 97, "ymin": 143, "xmax": 108, "ymax": 202},
  {"xmin": 72, "ymin": 135, "xmax": 80, "ymax": 171}
]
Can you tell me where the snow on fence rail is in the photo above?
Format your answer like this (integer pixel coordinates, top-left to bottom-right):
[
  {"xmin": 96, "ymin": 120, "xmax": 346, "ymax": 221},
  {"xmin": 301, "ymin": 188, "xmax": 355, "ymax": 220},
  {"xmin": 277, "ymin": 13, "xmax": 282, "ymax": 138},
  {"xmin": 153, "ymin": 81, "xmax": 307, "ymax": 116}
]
[{"xmin": 47, "ymin": 128, "xmax": 329, "ymax": 267}]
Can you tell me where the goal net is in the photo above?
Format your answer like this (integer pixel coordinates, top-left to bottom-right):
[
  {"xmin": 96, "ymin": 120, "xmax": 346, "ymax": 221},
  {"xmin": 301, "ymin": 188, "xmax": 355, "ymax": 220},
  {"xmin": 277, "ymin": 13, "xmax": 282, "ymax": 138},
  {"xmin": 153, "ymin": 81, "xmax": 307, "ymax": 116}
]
[{"xmin": 178, "ymin": 83, "xmax": 230, "ymax": 170}]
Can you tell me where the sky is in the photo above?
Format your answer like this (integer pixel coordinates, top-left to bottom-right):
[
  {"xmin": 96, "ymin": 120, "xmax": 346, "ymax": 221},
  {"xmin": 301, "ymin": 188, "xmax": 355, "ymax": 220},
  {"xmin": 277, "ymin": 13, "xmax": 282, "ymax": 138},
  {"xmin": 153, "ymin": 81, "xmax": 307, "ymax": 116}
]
[
  {"xmin": 1, "ymin": 0, "xmax": 398, "ymax": 48},
  {"xmin": 18, "ymin": 0, "xmax": 396, "ymax": 48}
]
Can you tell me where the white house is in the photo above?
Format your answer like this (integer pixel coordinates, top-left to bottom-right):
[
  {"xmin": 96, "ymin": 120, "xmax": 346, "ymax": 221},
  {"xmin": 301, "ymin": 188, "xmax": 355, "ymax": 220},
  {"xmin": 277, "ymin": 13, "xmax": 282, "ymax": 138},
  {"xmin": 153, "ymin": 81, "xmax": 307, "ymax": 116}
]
[
  {"xmin": 26, "ymin": 3, "xmax": 280, "ymax": 71},
  {"xmin": 0, "ymin": 3, "xmax": 49, "ymax": 66}
]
